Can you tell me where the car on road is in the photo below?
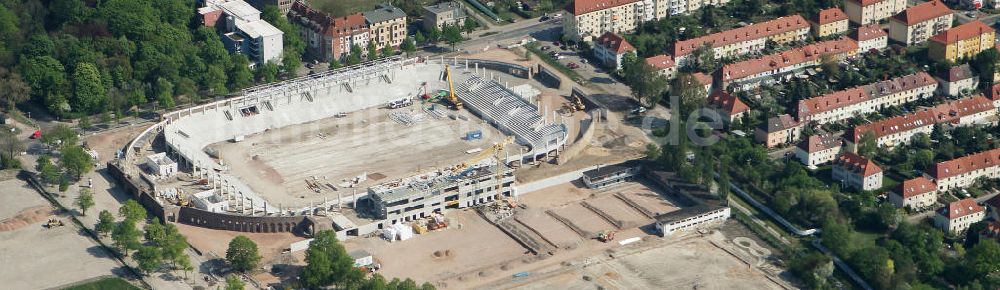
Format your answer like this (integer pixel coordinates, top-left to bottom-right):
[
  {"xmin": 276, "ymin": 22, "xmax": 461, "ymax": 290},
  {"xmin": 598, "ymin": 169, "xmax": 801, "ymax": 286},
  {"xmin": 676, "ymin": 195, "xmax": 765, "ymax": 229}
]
[{"xmin": 539, "ymin": 16, "xmax": 549, "ymax": 22}]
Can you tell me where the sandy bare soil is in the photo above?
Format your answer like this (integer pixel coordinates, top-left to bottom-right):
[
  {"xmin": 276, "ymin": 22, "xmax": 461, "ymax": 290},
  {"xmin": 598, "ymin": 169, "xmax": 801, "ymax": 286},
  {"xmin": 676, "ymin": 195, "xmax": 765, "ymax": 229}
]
[
  {"xmin": 84, "ymin": 124, "xmax": 148, "ymax": 164},
  {"xmin": 176, "ymin": 223, "xmax": 308, "ymax": 263},
  {"xmin": 0, "ymin": 205, "xmax": 56, "ymax": 232}
]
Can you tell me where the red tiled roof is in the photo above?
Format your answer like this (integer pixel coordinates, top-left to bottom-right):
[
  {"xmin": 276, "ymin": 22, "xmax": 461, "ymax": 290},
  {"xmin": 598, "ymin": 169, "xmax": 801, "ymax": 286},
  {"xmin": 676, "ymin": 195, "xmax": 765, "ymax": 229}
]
[
  {"xmin": 290, "ymin": 1, "xmax": 368, "ymax": 37},
  {"xmin": 596, "ymin": 32, "xmax": 635, "ymax": 54},
  {"xmin": 721, "ymin": 37, "xmax": 858, "ymax": 82},
  {"xmin": 930, "ymin": 148, "xmax": 1000, "ymax": 180},
  {"xmin": 799, "ymin": 86, "xmax": 870, "ymax": 118},
  {"xmin": 672, "ymin": 15, "xmax": 809, "ymax": 57},
  {"xmin": 645, "ymin": 54, "xmax": 675, "ymax": 70},
  {"xmin": 847, "ymin": 0, "xmax": 890, "ymax": 7},
  {"xmin": 939, "ymin": 198, "xmax": 984, "ymax": 220},
  {"xmin": 814, "ymin": 8, "xmax": 847, "ymax": 25},
  {"xmin": 707, "ymin": 90, "xmax": 749, "ymax": 116},
  {"xmin": 692, "ymin": 72, "xmax": 713, "ymax": 87},
  {"xmin": 989, "ymin": 83, "xmax": 1000, "ymax": 101},
  {"xmin": 938, "ymin": 64, "xmax": 976, "ymax": 82},
  {"xmin": 867, "ymin": 71, "xmax": 936, "ymax": 98},
  {"xmin": 930, "ymin": 95, "xmax": 994, "ymax": 124},
  {"xmin": 797, "ymin": 134, "xmax": 842, "ymax": 153},
  {"xmin": 835, "ymin": 152, "xmax": 882, "ymax": 177},
  {"xmin": 565, "ymin": 0, "xmax": 640, "ymax": 15},
  {"xmin": 764, "ymin": 114, "xmax": 799, "ymax": 133},
  {"xmin": 898, "ymin": 177, "xmax": 936, "ymax": 198},
  {"xmin": 930, "ymin": 21, "xmax": 994, "ymax": 45},
  {"xmin": 892, "ymin": 1, "xmax": 951, "ymax": 26},
  {"xmin": 847, "ymin": 110, "xmax": 936, "ymax": 143},
  {"xmin": 853, "ymin": 24, "xmax": 887, "ymax": 42}
]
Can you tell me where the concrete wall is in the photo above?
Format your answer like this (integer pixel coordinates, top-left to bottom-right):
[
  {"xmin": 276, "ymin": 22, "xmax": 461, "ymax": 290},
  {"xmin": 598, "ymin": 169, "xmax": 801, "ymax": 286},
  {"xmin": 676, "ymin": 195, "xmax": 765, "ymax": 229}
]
[
  {"xmin": 458, "ymin": 58, "xmax": 531, "ymax": 79},
  {"xmin": 556, "ymin": 117, "xmax": 595, "ymax": 165},
  {"xmin": 534, "ymin": 64, "xmax": 562, "ymax": 88}
]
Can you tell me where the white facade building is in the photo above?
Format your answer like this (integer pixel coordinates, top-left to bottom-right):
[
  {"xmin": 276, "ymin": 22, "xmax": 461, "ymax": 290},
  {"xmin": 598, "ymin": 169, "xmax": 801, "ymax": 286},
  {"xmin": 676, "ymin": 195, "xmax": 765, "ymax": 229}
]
[
  {"xmin": 655, "ymin": 204, "xmax": 730, "ymax": 236},
  {"xmin": 144, "ymin": 153, "xmax": 178, "ymax": 177},
  {"xmin": 934, "ymin": 198, "xmax": 985, "ymax": 234}
]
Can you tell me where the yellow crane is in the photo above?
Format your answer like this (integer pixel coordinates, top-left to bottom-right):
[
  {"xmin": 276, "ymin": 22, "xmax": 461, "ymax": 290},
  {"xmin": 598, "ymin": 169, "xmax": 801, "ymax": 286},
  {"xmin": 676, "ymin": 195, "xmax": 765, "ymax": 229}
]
[
  {"xmin": 453, "ymin": 136, "xmax": 518, "ymax": 207},
  {"xmin": 445, "ymin": 65, "xmax": 463, "ymax": 110}
]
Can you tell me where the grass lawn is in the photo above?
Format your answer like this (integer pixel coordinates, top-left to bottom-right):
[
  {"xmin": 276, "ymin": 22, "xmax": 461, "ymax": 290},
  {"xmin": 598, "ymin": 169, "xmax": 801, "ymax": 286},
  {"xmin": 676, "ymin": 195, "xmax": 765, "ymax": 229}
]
[
  {"xmin": 63, "ymin": 277, "xmax": 140, "ymax": 290},
  {"xmin": 881, "ymin": 175, "xmax": 901, "ymax": 192},
  {"xmin": 850, "ymin": 230, "xmax": 881, "ymax": 250}
]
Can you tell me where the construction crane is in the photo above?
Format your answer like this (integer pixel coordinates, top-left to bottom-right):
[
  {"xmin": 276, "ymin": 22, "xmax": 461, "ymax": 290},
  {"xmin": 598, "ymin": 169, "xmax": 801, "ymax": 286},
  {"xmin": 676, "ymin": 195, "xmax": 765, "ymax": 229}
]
[
  {"xmin": 445, "ymin": 65, "xmax": 463, "ymax": 110},
  {"xmin": 454, "ymin": 136, "xmax": 515, "ymax": 176}
]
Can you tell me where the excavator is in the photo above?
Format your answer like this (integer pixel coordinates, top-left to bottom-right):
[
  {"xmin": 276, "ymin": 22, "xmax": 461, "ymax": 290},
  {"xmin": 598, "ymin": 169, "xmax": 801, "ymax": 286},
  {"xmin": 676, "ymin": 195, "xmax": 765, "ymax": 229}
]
[
  {"xmin": 597, "ymin": 230, "xmax": 616, "ymax": 242},
  {"xmin": 444, "ymin": 65, "xmax": 463, "ymax": 110}
]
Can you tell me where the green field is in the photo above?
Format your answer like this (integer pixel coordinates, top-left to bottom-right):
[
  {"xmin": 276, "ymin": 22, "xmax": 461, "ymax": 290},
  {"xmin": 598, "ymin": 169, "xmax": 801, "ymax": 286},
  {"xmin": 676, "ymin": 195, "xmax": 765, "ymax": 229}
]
[{"xmin": 62, "ymin": 277, "xmax": 140, "ymax": 290}]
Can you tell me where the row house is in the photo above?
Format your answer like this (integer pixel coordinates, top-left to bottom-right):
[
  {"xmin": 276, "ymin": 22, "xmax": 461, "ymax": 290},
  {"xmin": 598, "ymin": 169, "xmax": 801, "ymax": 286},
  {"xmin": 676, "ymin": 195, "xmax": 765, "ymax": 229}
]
[
  {"xmin": 928, "ymin": 21, "xmax": 995, "ymax": 62},
  {"xmin": 364, "ymin": 4, "xmax": 407, "ymax": 52},
  {"xmin": 288, "ymin": 1, "xmax": 370, "ymax": 62},
  {"xmin": 593, "ymin": 33, "xmax": 637, "ymax": 70},
  {"xmin": 754, "ymin": 114, "xmax": 802, "ymax": 148},
  {"xmin": 645, "ymin": 54, "xmax": 677, "ymax": 80},
  {"xmin": 671, "ymin": 15, "xmax": 810, "ymax": 66},
  {"xmin": 810, "ymin": 8, "xmax": 849, "ymax": 38},
  {"xmin": 668, "ymin": 0, "xmax": 732, "ymax": 16},
  {"xmin": 794, "ymin": 134, "xmax": 842, "ymax": 168},
  {"xmin": 845, "ymin": 95, "xmax": 997, "ymax": 150},
  {"xmin": 797, "ymin": 71, "xmax": 937, "ymax": 125},
  {"xmin": 889, "ymin": 176, "xmax": 937, "ymax": 210},
  {"xmin": 935, "ymin": 64, "xmax": 979, "ymax": 97},
  {"xmin": 718, "ymin": 37, "xmax": 858, "ymax": 91},
  {"xmin": 888, "ymin": 0, "xmax": 953, "ymax": 46},
  {"xmin": 563, "ymin": 0, "xmax": 645, "ymax": 42},
  {"xmin": 832, "ymin": 152, "xmax": 884, "ymax": 191},
  {"xmin": 929, "ymin": 147, "xmax": 1000, "ymax": 192},
  {"xmin": 706, "ymin": 90, "xmax": 750, "ymax": 126},
  {"xmin": 852, "ymin": 24, "xmax": 889, "ymax": 52},
  {"xmin": 934, "ymin": 198, "xmax": 985, "ymax": 234},
  {"xmin": 844, "ymin": 0, "xmax": 907, "ymax": 25}
]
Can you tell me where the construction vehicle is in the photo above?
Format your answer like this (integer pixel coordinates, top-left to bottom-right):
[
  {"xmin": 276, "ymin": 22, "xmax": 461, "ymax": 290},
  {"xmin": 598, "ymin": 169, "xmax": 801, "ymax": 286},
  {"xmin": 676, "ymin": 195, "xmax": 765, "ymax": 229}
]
[
  {"xmin": 444, "ymin": 65, "xmax": 463, "ymax": 110},
  {"xmin": 387, "ymin": 97, "xmax": 413, "ymax": 109},
  {"xmin": 46, "ymin": 219, "xmax": 65, "ymax": 228},
  {"xmin": 453, "ymin": 136, "xmax": 515, "ymax": 177},
  {"xmin": 573, "ymin": 95, "xmax": 586, "ymax": 111},
  {"xmin": 596, "ymin": 230, "xmax": 616, "ymax": 242}
]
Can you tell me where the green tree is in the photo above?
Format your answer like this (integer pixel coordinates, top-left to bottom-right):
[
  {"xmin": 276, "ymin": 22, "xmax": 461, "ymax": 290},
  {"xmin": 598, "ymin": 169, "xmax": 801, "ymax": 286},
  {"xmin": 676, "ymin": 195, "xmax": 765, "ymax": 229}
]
[
  {"xmin": 821, "ymin": 220, "xmax": 853, "ymax": 255},
  {"xmin": 96, "ymin": 210, "xmax": 115, "ymax": 236},
  {"xmin": 161, "ymin": 223, "xmax": 189, "ymax": 267},
  {"xmin": 134, "ymin": 246, "xmax": 162, "ymax": 275},
  {"xmin": 302, "ymin": 230, "xmax": 363, "ymax": 288},
  {"xmin": 119, "ymin": 199, "xmax": 147, "ymax": 222},
  {"xmin": 414, "ymin": 31, "xmax": 426, "ymax": 45},
  {"xmin": 646, "ymin": 143, "xmax": 661, "ymax": 160},
  {"xmin": 262, "ymin": 5, "xmax": 304, "ymax": 76},
  {"xmin": 367, "ymin": 42, "xmax": 379, "ymax": 60},
  {"xmin": 381, "ymin": 45, "xmax": 394, "ymax": 58},
  {"xmin": 0, "ymin": 129, "xmax": 24, "ymax": 169},
  {"xmin": 20, "ymin": 56, "xmax": 68, "ymax": 114},
  {"xmin": 71, "ymin": 62, "xmax": 107, "ymax": 114},
  {"xmin": 48, "ymin": 0, "xmax": 88, "ymax": 29},
  {"xmin": 426, "ymin": 26, "xmax": 441, "ymax": 43},
  {"xmin": 670, "ymin": 73, "xmax": 707, "ymax": 111},
  {"xmin": 255, "ymin": 62, "xmax": 280, "ymax": 83},
  {"xmin": 41, "ymin": 124, "xmax": 79, "ymax": 149},
  {"xmin": 111, "ymin": 218, "xmax": 141, "ymax": 256},
  {"xmin": 204, "ymin": 64, "xmax": 228, "ymax": 95},
  {"xmin": 857, "ymin": 131, "xmax": 877, "ymax": 158},
  {"xmin": 144, "ymin": 217, "xmax": 167, "ymax": 245},
  {"xmin": 691, "ymin": 44, "xmax": 718, "ymax": 72},
  {"xmin": 155, "ymin": 77, "xmax": 175, "ymax": 108},
  {"xmin": 0, "ymin": 70, "xmax": 30, "ymax": 110},
  {"xmin": 968, "ymin": 239, "xmax": 1000, "ymax": 277},
  {"xmin": 225, "ymin": 275, "xmax": 246, "ymax": 290},
  {"xmin": 972, "ymin": 48, "xmax": 999, "ymax": 84},
  {"xmin": 623, "ymin": 59, "xmax": 668, "ymax": 107},
  {"xmin": 74, "ymin": 188, "xmax": 95, "ymax": 216},
  {"xmin": 228, "ymin": 55, "xmax": 254, "ymax": 91},
  {"xmin": 330, "ymin": 58, "xmax": 343, "ymax": 70},
  {"xmin": 443, "ymin": 25, "xmax": 463, "ymax": 50},
  {"xmin": 226, "ymin": 236, "xmax": 261, "ymax": 272},
  {"xmin": 463, "ymin": 18, "xmax": 477, "ymax": 34},
  {"xmin": 401, "ymin": 37, "xmax": 417, "ymax": 53},
  {"xmin": 60, "ymin": 145, "xmax": 94, "ymax": 179}
]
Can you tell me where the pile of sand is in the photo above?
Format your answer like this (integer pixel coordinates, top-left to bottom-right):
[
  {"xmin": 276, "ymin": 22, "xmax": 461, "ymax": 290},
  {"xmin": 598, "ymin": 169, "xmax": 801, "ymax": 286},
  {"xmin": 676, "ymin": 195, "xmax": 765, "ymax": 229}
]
[{"xmin": 0, "ymin": 206, "xmax": 56, "ymax": 232}]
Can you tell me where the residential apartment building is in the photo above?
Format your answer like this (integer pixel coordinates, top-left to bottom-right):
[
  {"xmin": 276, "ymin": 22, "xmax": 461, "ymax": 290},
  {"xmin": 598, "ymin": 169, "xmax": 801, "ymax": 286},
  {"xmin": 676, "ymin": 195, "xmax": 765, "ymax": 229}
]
[
  {"xmin": 845, "ymin": 95, "xmax": 997, "ymax": 150},
  {"xmin": 796, "ymin": 72, "xmax": 937, "ymax": 124},
  {"xmin": 563, "ymin": 0, "xmax": 644, "ymax": 42},
  {"xmin": 247, "ymin": 0, "xmax": 294, "ymax": 14},
  {"xmin": 422, "ymin": 2, "xmax": 467, "ymax": 31},
  {"xmin": 853, "ymin": 24, "xmax": 889, "ymax": 52},
  {"xmin": 364, "ymin": 4, "xmax": 407, "ymax": 52},
  {"xmin": 889, "ymin": 177, "xmax": 937, "ymax": 209},
  {"xmin": 935, "ymin": 64, "xmax": 979, "ymax": 97},
  {"xmin": 888, "ymin": 0, "xmax": 953, "ymax": 46},
  {"xmin": 593, "ymin": 32, "xmax": 637, "ymax": 70},
  {"xmin": 930, "ymin": 147, "xmax": 1000, "ymax": 192},
  {"xmin": 844, "ymin": 0, "xmax": 907, "ymax": 25},
  {"xmin": 811, "ymin": 8, "xmax": 849, "ymax": 37},
  {"xmin": 288, "ymin": 1, "xmax": 370, "ymax": 62},
  {"xmin": 369, "ymin": 163, "xmax": 516, "ymax": 224},
  {"xmin": 668, "ymin": 0, "xmax": 732, "ymax": 16},
  {"xmin": 198, "ymin": 0, "xmax": 283, "ymax": 67},
  {"xmin": 718, "ymin": 37, "xmax": 858, "ymax": 91},
  {"xmin": 795, "ymin": 134, "xmax": 842, "ymax": 168},
  {"xmin": 754, "ymin": 114, "xmax": 803, "ymax": 148},
  {"xmin": 706, "ymin": 90, "xmax": 750, "ymax": 126},
  {"xmin": 645, "ymin": 54, "xmax": 677, "ymax": 79},
  {"xmin": 671, "ymin": 15, "xmax": 810, "ymax": 66},
  {"xmin": 928, "ymin": 21, "xmax": 995, "ymax": 62},
  {"xmin": 832, "ymin": 152, "xmax": 884, "ymax": 191},
  {"xmin": 655, "ymin": 203, "xmax": 730, "ymax": 236},
  {"xmin": 934, "ymin": 198, "xmax": 985, "ymax": 234}
]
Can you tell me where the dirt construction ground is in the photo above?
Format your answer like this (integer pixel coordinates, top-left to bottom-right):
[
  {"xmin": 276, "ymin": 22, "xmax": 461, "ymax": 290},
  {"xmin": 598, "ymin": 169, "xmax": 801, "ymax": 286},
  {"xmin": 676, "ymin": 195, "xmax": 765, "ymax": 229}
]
[{"xmin": 0, "ymin": 178, "xmax": 122, "ymax": 290}]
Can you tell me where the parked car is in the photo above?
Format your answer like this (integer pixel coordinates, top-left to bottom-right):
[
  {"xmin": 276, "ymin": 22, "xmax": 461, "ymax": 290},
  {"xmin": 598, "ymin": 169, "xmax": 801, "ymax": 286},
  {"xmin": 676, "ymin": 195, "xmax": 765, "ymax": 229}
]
[
  {"xmin": 554, "ymin": 41, "xmax": 561, "ymax": 46},
  {"xmin": 540, "ymin": 46, "xmax": 550, "ymax": 51},
  {"xmin": 539, "ymin": 16, "xmax": 549, "ymax": 22},
  {"xmin": 557, "ymin": 55, "xmax": 566, "ymax": 60},
  {"xmin": 567, "ymin": 62, "xmax": 579, "ymax": 68},
  {"xmin": 581, "ymin": 59, "xmax": 589, "ymax": 64}
]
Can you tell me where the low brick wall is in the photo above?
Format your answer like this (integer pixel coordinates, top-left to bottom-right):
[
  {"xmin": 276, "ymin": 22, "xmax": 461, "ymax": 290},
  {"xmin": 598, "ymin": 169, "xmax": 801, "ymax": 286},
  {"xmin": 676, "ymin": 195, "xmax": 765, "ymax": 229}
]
[{"xmin": 534, "ymin": 64, "xmax": 561, "ymax": 88}]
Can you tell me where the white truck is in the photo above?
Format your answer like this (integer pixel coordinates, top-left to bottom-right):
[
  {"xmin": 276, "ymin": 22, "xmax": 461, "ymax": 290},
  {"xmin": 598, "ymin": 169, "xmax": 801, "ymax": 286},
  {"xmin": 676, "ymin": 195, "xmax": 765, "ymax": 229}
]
[{"xmin": 387, "ymin": 98, "xmax": 413, "ymax": 109}]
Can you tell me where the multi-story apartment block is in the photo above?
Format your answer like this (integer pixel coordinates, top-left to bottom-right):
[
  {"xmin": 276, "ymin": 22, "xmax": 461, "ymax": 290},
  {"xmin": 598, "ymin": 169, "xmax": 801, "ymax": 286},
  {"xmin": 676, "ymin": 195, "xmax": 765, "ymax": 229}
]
[
  {"xmin": 288, "ymin": 1, "xmax": 370, "ymax": 62},
  {"xmin": 198, "ymin": 0, "xmax": 283, "ymax": 67},
  {"xmin": 369, "ymin": 162, "xmax": 516, "ymax": 224},
  {"xmin": 832, "ymin": 152, "xmax": 883, "ymax": 191},
  {"xmin": 422, "ymin": 2, "xmax": 467, "ymax": 31},
  {"xmin": 795, "ymin": 134, "xmax": 842, "ymax": 168},
  {"xmin": 845, "ymin": 95, "xmax": 996, "ymax": 150},
  {"xmin": 563, "ymin": 0, "xmax": 644, "ymax": 42},
  {"xmin": 889, "ymin": 177, "xmax": 937, "ymax": 209},
  {"xmin": 930, "ymin": 148, "xmax": 1000, "ymax": 192},
  {"xmin": 364, "ymin": 4, "xmax": 407, "ymax": 52},
  {"xmin": 247, "ymin": 0, "xmax": 294, "ymax": 14},
  {"xmin": 797, "ymin": 72, "xmax": 937, "ymax": 124},
  {"xmin": 593, "ymin": 32, "xmax": 637, "ymax": 70},
  {"xmin": 754, "ymin": 114, "xmax": 802, "ymax": 148},
  {"xmin": 645, "ymin": 54, "xmax": 677, "ymax": 79},
  {"xmin": 844, "ymin": 0, "xmax": 907, "ymax": 25},
  {"xmin": 672, "ymin": 15, "xmax": 810, "ymax": 66},
  {"xmin": 934, "ymin": 198, "xmax": 985, "ymax": 234},
  {"xmin": 669, "ymin": 0, "xmax": 732, "ymax": 15},
  {"xmin": 718, "ymin": 37, "xmax": 858, "ymax": 91},
  {"xmin": 935, "ymin": 64, "xmax": 979, "ymax": 97},
  {"xmin": 811, "ymin": 8, "xmax": 849, "ymax": 38},
  {"xmin": 706, "ymin": 90, "xmax": 750, "ymax": 126},
  {"xmin": 928, "ymin": 21, "xmax": 995, "ymax": 62},
  {"xmin": 888, "ymin": 0, "xmax": 953, "ymax": 46},
  {"xmin": 853, "ymin": 24, "xmax": 889, "ymax": 52}
]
